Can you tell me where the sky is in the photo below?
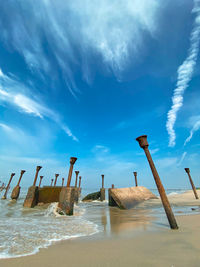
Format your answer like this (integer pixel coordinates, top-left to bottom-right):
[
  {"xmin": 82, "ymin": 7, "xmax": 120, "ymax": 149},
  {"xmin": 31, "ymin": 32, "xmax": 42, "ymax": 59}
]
[{"xmin": 0, "ymin": 0, "xmax": 200, "ymax": 190}]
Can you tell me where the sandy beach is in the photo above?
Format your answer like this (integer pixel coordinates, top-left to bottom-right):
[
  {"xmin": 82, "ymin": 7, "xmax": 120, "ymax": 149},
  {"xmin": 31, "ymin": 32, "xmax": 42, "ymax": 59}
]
[{"xmin": 1, "ymin": 190, "xmax": 200, "ymax": 267}]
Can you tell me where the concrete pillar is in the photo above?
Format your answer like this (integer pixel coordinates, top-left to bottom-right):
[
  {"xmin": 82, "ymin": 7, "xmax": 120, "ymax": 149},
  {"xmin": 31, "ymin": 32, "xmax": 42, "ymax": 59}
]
[
  {"xmin": 51, "ymin": 179, "xmax": 54, "ymax": 186},
  {"xmin": 100, "ymin": 174, "xmax": 105, "ymax": 201},
  {"xmin": 62, "ymin": 178, "xmax": 64, "ymax": 187},
  {"xmin": 75, "ymin": 171, "xmax": 79, "ymax": 187},
  {"xmin": 11, "ymin": 170, "xmax": 26, "ymax": 200},
  {"xmin": 78, "ymin": 176, "xmax": 82, "ymax": 188},
  {"xmin": 23, "ymin": 186, "xmax": 39, "ymax": 208},
  {"xmin": 54, "ymin": 174, "xmax": 59, "ymax": 186},
  {"xmin": 39, "ymin": 176, "xmax": 43, "ymax": 188},
  {"xmin": 2, "ymin": 173, "xmax": 15, "ymax": 199},
  {"xmin": 108, "ymin": 185, "xmax": 117, "ymax": 207},
  {"xmin": 59, "ymin": 157, "xmax": 77, "ymax": 215},
  {"xmin": 33, "ymin": 166, "xmax": 42, "ymax": 186},
  {"xmin": 66, "ymin": 157, "xmax": 77, "ymax": 187},
  {"xmin": 184, "ymin": 168, "xmax": 199, "ymax": 199},
  {"xmin": 136, "ymin": 135, "xmax": 178, "ymax": 230},
  {"xmin": 133, "ymin": 172, "xmax": 138, "ymax": 187}
]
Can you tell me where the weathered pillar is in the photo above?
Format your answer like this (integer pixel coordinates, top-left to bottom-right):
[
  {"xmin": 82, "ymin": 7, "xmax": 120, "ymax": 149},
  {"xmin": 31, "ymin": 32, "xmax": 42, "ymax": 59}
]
[
  {"xmin": 66, "ymin": 157, "xmax": 77, "ymax": 187},
  {"xmin": 23, "ymin": 166, "xmax": 42, "ymax": 208},
  {"xmin": 75, "ymin": 171, "xmax": 79, "ymax": 187},
  {"xmin": 136, "ymin": 135, "xmax": 178, "ymax": 230},
  {"xmin": 78, "ymin": 176, "xmax": 82, "ymax": 188},
  {"xmin": 33, "ymin": 166, "xmax": 42, "ymax": 186},
  {"xmin": 59, "ymin": 157, "xmax": 77, "ymax": 215},
  {"xmin": 184, "ymin": 168, "xmax": 199, "ymax": 199},
  {"xmin": 108, "ymin": 184, "xmax": 117, "ymax": 207},
  {"xmin": 39, "ymin": 176, "xmax": 43, "ymax": 188},
  {"xmin": 74, "ymin": 171, "xmax": 80, "ymax": 202},
  {"xmin": 51, "ymin": 179, "xmax": 54, "ymax": 186},
  {"xmin": 2, "ymin": 173, "xmax": 15, "ymax": 199},
  {"xmin": 54, "ymin": 174, "xmax": 59, "ymax": 186},
  {"xmin": 133, "ymin": 172, "xmax": 138, "ymax": 187},
  {"xmin": 11, "ymin": 170, "xmax": 26, "ymax": 200},
  {"xmin": 100, "ymin": 174, "xmax": 105, "ymax": 201},
  {"xmin": 62, "ymin": 178, "xmax": 64, "ymax": 187}
]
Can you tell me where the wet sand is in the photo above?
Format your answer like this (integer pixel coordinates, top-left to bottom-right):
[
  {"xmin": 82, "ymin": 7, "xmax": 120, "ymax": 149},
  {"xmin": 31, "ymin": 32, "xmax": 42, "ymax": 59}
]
[{"xmin": 2, "ymin": 190, "xmax": 200, "ymax": 267}]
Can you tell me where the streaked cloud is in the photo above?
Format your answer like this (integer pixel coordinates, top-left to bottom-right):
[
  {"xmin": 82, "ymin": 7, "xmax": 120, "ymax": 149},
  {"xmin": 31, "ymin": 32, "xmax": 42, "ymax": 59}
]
[
  {"xmin": 177, "ymin": 151, "xmax": 187, "ymax": 166},
  {"xmin": 184, "ymin": 119, "xmax": 200, "ymax": 145},
  {"xmin": 0, "ymin": 69, "xmax": 78, "ymax": 141},
  {"xmin": 166, "ymin": 0, "xmax": 200, "ymax": 147},
  {"xmin": 0, "ymin": 0, "xmax": 160, "ymax": 92}
]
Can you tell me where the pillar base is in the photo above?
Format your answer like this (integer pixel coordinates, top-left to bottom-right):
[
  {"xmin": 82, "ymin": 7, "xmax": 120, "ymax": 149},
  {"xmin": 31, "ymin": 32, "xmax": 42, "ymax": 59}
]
[
  {"xmin": 11, "ymin": 185, "xmax": 21, "ymax": 200},
  {"xmin": 74, "ymin": 188, "xmax": 79, "ymax": 203},
  {"xmin": 59, "ymin": 187, "xmax": 75, "ymax": 215},
  {"xmin": 100, "ymin": 188, "xmax": 105, "ymax": 201},
  {"xmin": 23, "ymin": 186, "xmax": 39, "ymax": 208}
]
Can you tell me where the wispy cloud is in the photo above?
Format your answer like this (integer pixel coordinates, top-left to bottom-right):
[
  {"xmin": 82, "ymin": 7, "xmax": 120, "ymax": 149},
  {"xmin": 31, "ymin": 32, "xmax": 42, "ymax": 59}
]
[
  {"xmin": 0, "ymin": 69, "xmax": 78, "ymax": 141},
  {"xmin": 0, "ymin": 0, "xmax": 159, "ymax": 91},
  {"xmin": 184, "ymin": 119, "xmax": 200, "ymax": 145},
  {"xmin": 166, "ymin": 0, "xmax": 200, "ymax": 147},
  {"xmin": 177, "ymin": 151, "xmax": 187, "ymax": 166}
]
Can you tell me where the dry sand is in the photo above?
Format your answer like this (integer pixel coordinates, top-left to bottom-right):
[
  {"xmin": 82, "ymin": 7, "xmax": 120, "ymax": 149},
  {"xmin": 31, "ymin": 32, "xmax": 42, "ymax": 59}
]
[{"xmin": 2, "ymin": 190, "xmax": 200, "ymax": 267}]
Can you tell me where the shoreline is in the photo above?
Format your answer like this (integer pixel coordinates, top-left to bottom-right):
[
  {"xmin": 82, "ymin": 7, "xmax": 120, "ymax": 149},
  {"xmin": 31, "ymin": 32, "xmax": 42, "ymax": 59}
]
[
  {"xmin": 2, "ymin": 214, "xmax": 200, "ymax": 266},
  {"xmin": 1, "ymin": 189, "xmax": 200, "ymax": 266}
]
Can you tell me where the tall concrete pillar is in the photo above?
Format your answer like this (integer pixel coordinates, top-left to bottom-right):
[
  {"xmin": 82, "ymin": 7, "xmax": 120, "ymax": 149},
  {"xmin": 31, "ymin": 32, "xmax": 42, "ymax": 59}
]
[
  {"xmin": 11, "ymin": 170, "xmax": 26, "ymax": 200},
  {"xmin": 100, "ymin": 174, "xmax": 105, "ymax": 201},
  {"xmin": 74, "ymin": 171, "xmax": 80, "ymax": 203},
  {"xmin": 133, "ymin": 172, "xmax": 138, "ymax": 187},
  {"xmin": 54, "ymin": 174, "xmax": 59, "ymax": 186},
  {"xmin": 136, "ymin": 135, "xmax": 178, "ymax": 230},
  {"xmin": 2, "ymin": 173, "xmax": 15, "ymax": 199},
  {"xmin": 39, "ymin": 176, "xmax": 43, "ymax": 188},
  {"xmin": 75, "ymin": 171, "xmax": 79, "ymax": 187},
  {"xmin": 184, "ymin": 168, "xmax": 198, "ymax": 199},
  {"xmin": 59, "ymin": 157, "xmax": 77, "ymax": 215},
  {"xmin": 23, "ymin": 166, "xmax": 42, "ymax": 208}
]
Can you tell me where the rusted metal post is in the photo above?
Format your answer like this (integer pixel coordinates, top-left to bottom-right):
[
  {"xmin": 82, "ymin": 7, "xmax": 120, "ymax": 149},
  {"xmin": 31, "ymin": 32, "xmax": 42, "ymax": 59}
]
[
  {"xmin": 75, "ymin": 171, "xmax": 79, "ymax": 187},
  {"xmin": 33, "ymin": 166, "xmax": 42, "ymax": 186},
  {"xmin": 136, "ymin": 135, "xmax": 178, "ymax": 230},
  {"xmin": 62, "ymin": 178, "xmax": 64, "ymax": 187},
  {"xmin": 112, "ymin": 184, "xmax": 114, "ymax": 188},
  {"xmin": 51, "ymin": 179, "xmax": 54, "ymax": 186},
  {"xmin": 17, "ymin": 170, "xmax": 26, "ymax": 186},
  {"xmin": 184, "ymin": 168, "xmax": 199, "ymax": 199},
  {"xmin": 2, "ymin": 173, "xmax": 15, "ymax": 199},
  {"xmin": 39, "ymin": 176, "xmax": 43, "ymax": 188},
  {"xmin": 78, "ymin": 176, "xmax": 82, "ymax": 188},
  {"xmin": 54, "ymin": 174, "xmax": 59, "ymax": 186},
  {"xmin": 101, "ymin": 174, "xmax": 104, "ymax": 188},
  {"xmin": 11, "ymin": 170, "xmax": 26, "ymax": 200},
  {"xmin": 133, "ymin": 172, "xmax": 138, "ymax": 187},
  {"xmin": 66, "ymin": 157, "xmax": 77, "ymax": 187}
]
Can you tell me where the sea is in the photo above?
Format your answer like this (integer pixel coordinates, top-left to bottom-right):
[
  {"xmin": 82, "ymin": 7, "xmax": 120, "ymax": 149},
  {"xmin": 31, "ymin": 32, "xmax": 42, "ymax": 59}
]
[{"xmin": 0, "ymin": 187, "xmax": 199, "ymax": 259}]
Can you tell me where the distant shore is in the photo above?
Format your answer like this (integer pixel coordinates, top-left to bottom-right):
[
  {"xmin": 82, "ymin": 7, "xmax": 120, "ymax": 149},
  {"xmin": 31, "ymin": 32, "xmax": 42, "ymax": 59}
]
[{"xmin": 2, "ymin": 190, "xmax": 200, "ymax": 267}]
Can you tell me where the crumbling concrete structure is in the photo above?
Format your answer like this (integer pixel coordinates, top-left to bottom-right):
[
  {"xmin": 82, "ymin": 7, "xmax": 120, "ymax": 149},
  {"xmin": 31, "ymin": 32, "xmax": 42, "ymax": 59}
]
[
  {"xmin": 108, "ymin": 186, "xmax": 157, "ymax": 209},
  {"xmin": 11, "ymin": 170, "xmax": 26, "ymax": 200}
]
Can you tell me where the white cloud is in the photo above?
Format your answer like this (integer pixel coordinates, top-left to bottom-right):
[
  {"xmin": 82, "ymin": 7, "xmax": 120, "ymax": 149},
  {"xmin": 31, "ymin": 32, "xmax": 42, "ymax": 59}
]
[
  {"xmin": 0, "ymin": 123, "xmax": 13, "ymax": 133},
  {"xmin": 184, "ymin": 119, "xmax": 200, "ymax": 145},
  {"xmin": 0, "ymin": 69, "xmax": 78, "ymax": 141},
  {"xmin": 0, "ymin": 0, "xmax": 160, "ymax": 90},
  {"xmin": 177, "ymin": 151, "xmax": 187, "ymax": 166},
  {"xmin": 166, "ymin": 0, "xmax": 200, "ymax": 147}
]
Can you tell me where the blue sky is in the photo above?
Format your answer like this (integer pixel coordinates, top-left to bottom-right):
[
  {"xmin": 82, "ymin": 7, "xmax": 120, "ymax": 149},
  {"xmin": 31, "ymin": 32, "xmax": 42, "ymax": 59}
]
[{"xmin": 0, "ymin": 0, "xmax": 200, "ymax": 189}]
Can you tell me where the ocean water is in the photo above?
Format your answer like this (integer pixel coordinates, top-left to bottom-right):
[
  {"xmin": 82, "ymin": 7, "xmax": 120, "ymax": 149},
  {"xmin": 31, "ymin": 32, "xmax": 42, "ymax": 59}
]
[{"xmin": 0, "ymin": 187, "xmax": 199, "ymax": 259}]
